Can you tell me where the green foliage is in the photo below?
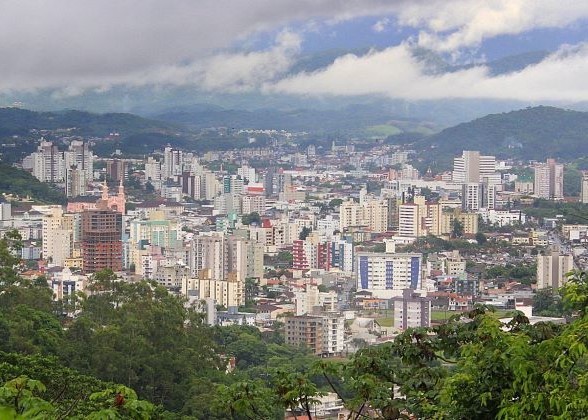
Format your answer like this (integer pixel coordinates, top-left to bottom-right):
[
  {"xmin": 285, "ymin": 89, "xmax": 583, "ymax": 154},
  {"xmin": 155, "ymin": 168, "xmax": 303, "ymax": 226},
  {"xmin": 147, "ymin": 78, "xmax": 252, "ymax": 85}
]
[
  {"xmin": 450, "ymin": 219, "xmax": 465, "ymax": 238},
  {"xmin": 522, "ymin": 199, "xmax": 588, "ymax": 224},
  {"xmin": 241, "ymin": 212, "xmax": 261, "ymax": 226},
  {"xmin": 0, "ymin": 229, "xmax": 23, "ymax": 285},
  {"xmin": 561, "ymin": 270, "xmax": 588, "ymax": 316},
  {"xmin": 420, "ymin": 106, "xmax": 588, "ymax": 164},
  {"xmin": 564, "ymin": 165, "xmax": 582, "ymax": 197},
  {"xmin": 215, "ymin": 380, "xmax": 279, "ymax": 420},
  {"xmin": 475, "ymin": 232, "xmax": 487, "ymax": 245},
  {"xmin": 0, "ymin": 164, "xmax": 66, "ymax": 204},
  {"xmin": 486, "ymin": 263, "xmax": 537, "ymax": 284},
  {"xmin": 328, "ymin": 198, "xmax": 343, "ymax": 208},
  {"xmin": 0, "ymin": 353, "xmax": 163, "ymax": 418},
  {"xmin": 0, "ymin": 376, "xmax": 54, "ymax": 418},
  {"xmin": 533, "ymin": 287, "xmax": 565, "ymax": 317},
  {"xmin": 0, "ymin": 375, "xmax": 160, "ymax": 419},
  {"xmin": 299, "ymin": 226, "xmax": 312, "ymax": 241}
]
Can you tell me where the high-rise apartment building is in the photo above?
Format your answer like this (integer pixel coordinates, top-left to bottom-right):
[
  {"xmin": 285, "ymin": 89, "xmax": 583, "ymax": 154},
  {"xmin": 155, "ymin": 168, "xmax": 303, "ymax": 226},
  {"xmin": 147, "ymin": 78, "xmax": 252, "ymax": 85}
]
[
  {"xmin": 42, "ymin": 207, "xmax": 74, "ymax": 266},
  {"xmin": 81, "ymin": 210, "xmax": 123, "ymax": 273},
  {"xmin": 106, "ymin": 159, "xmax": 126, "ymax": 183},
  {"xmin": 284, "ymin": 313, "xmax": 345, "ymax": 357},
  {"xmin": 462, "ymin": 183, "xmax": 483, "ymax": 211},
  {"xmin": 64, "ymin": 141, "xmax": 94, "ymax": 182},
  {"xmin": 339, "ymin": 199, "xmax": 388, "ymax": 233},
  {"xmin": 163, "ymin": 147, "xmax": 183, "ymax": 180},
  {"xmin": 65, "ymin": 166, "xmax": 87, "ymax": 198},
  {"xmin": 536, "ymin": 249, "xmax": 574, "ymax": 289},
  {"xmin": 393, "ymin": 289, "xmax": 432, "ymax": 330},
  {"xmin": 32, "ymin": 141, "xmax": 64, "ymax": 182},
  {"xmin": 534, "ymin": 159, "xmax": 564, "ymax": 200},
  {"xmin": 582, "ymin": 172, "xmax": 588, "ymax": 204},
  {"xmin": 453, "ymin": 151, "xmax": 496, "ymax": 184},
  {"xmin": 398, "ymin": 203, "xmax": 421, "ymax": 237},
  {"xmin": 356, "ymin": 251, "xmax": 422, "ymax": 298},
  {"xmin": 27, "ymin": 140, "xmax": 94, "ymax": 184}
]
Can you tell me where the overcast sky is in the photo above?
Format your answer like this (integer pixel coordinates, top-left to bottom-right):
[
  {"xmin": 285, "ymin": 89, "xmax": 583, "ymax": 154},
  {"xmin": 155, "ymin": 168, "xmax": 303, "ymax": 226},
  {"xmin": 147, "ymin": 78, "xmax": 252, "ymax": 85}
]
[{"xmin": 2, "ymin": 0, "xmax": 588, "ymax": 101}]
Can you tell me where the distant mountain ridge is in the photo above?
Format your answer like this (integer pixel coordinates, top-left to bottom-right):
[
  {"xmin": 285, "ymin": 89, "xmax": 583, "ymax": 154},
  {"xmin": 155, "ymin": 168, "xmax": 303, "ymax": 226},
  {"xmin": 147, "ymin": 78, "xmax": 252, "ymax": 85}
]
[
  {"xmin": 0, "ymin": 107, "xmax": 173, "ymax": 137},
  {"xmin": 2, "ymin": 106, "xmax": 588, "ymax": 166},
  {"xmin": 417, "ymin": 106, "xmax": 588, "ymax": 161}
]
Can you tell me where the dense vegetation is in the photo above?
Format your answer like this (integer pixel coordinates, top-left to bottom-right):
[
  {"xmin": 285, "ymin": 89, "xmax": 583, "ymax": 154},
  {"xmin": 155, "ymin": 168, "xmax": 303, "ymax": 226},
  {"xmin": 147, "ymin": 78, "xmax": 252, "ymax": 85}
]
[
  {"xmin": 0, "ymin": 163, "xmax": 66, "ymax": 204},
  {"xmin": 415, "ymin": 106, "xmax": 588, "ymax": 170},
  {"xmin": 0, "ymin": 108, "xmax": 171, "ymax": 138},
  {"xmin": 522, "ymin": 199, "xmax": 588, "ymax": 224},
  {"xmin": 0, "ymin": 107, "xmax": 185, "ymax": 162},
  {"xmin": 1, "ymin": 228, "xmax": 588, "ymax": 418}
]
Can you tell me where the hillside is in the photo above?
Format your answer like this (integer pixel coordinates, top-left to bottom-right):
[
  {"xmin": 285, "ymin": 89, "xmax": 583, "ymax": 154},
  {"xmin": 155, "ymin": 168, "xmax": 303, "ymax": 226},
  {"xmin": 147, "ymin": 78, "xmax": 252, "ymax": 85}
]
[
  {"xmin": 156, "ymin": 104, "xmax": 393, "ymax": 132},
  {"xmin": 417, "ymin": 106, "xmax": 588, "ymax": 162},
  {"xmin": 0, "ymin": 108, "xmax": 191, "ymax": 161},
  {"xmin": 0, "ymin": 108, "xmax": 174, "ymax": 137},
  {"xmin": 0, "ymin": 163, "xmax": 66, "ymax": 204}
]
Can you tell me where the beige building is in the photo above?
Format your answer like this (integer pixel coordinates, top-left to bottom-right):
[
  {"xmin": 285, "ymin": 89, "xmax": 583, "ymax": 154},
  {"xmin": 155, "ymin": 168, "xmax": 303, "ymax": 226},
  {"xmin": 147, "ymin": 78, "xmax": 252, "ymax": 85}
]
[
  {"xmin": 339, "ymin": 199, "xmax": 388, "ymax": 233},
  {"xmin": 193, "ymin": 275, "xmax": 245, "ymax": 308},
  {"xmin": 284, "ymin": 313, "xmax": 345, "ymax": 357},
  {"xmin": 42, "ymin": 206, "xmax": 75, "ymax": 266},
  {"xmin": 440, "ymin": 210, "xmax": 478, "ymax": 236},
  {"xmin": 537, "ymin": 250, "xmax": 574, "ymax": 289},
  {"xmin": 534, "ymin": 159, "xmax": 563, "ymax": 200},
  {"xmin": 514, "ymin": 181, "xmax": 534, "ymax": 195}
]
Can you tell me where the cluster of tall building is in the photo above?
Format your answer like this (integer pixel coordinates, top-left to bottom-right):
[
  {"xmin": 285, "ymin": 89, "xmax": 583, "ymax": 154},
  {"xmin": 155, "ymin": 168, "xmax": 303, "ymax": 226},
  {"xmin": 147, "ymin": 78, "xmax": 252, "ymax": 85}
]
[
  {"xmin": 292, "ymin": 234, "xmax": 354, "ymax": 272},
  {"xmin": 23, "ymin": 140, "xmax": 94, "ymax": 196},
  {"xmin": 38, "ymin": 185, "xmax": 125, "ymax": 272},
  {"xmin": 452, "ymin": 151, "xmax": 500, "ymax": 211}
]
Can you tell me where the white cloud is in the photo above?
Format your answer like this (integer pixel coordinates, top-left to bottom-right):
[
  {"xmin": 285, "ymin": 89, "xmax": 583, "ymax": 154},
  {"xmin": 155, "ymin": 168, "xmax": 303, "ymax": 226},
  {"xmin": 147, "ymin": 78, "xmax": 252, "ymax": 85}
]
[
  {"xmin": 396, "ymin": 0, "xmax": 588, "ymax": 51},
  {"xmin": 0, "ymin": 0, "xmax": 403, "ymax": 92},
  {"xmin": 372, "ymin": 18, "xmax": 390, "ymax": 33},
  {"xmin": 1, "ymin": 0, "xmax": 587, "ymax": 100},
  {"xmin": 267, "ymin": 43, "xmax": 588, "ymax": 101}
]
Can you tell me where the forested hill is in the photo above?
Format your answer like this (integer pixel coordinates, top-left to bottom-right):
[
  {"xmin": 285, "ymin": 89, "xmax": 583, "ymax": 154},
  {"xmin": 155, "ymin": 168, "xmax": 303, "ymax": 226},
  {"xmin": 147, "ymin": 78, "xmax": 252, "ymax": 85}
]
[
  {"xmin": 0, "ymin": 107, "xmax": 192, "ymax": 162},
  {"xmin": 0, "ymin": 163, "xmax": 66, "ymax": 204},
  {"xmin": 0, "ymin": 107, "xmax": 173, "ymax": 137},
  {"xmin": 417, "ymin": 106, "xmax": 588, "ymax": 161}
]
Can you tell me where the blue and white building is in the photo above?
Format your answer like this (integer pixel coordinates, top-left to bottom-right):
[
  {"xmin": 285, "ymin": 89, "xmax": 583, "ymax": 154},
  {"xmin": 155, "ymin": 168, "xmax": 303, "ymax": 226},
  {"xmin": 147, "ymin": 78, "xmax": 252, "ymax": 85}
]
[{"xmin": 355, "ymin": 252, "xmax": 423, "ymax": 298}]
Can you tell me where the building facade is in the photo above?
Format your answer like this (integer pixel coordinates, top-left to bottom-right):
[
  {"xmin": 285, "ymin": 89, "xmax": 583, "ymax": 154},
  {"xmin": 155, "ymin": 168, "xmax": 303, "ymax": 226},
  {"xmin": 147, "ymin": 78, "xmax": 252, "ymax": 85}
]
[
  {"xmin": 81, "ymin": 210, "xmax": 123, "ymax": 273},
  {"xmin": 356, "ymin": 252, "xmax": 422, "ymax": 298}
]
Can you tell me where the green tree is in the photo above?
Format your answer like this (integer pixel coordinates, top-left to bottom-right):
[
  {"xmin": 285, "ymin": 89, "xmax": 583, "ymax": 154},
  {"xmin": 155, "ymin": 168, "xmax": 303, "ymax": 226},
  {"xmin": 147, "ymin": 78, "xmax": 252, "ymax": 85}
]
[
  {"xmin": 242, "ymin": 212, "xmax": 262, "ymax": 226},
  {"xmin": 475, "ymin": 232, "xmax": 487, "ymax": 245},
  {"xmin": 0, "ymin": 229, "xmax": 23, "ymax": 286},
  {"xmin": 451, "ymin": 219, "xmax": 465, "ymax": 238},
  {"xmin": 328, "ymin": 199, "xmax": 343, "ymax": 208},
  {"xmin": 299, "ymin": 227, "xmax": 312, "ymax": 241}
]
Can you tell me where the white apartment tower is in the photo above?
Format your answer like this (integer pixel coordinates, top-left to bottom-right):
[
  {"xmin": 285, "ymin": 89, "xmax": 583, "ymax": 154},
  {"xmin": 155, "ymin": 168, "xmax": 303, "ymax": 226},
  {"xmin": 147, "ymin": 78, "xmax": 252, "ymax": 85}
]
[
  {"xmin": 356, "ymin": 251, "xmax": 423, "ymax": 298},
  {"xmin": 453, "ymin": 151, "xmax": 496, "ymax": 184},
  {"xmin": 398, "ymin": 203, "xmax": 421, "ymax": 237},
  {"xmin": 163, "ymin": 147, "xmax": 183, "ymax": 180},
  {"xmin": 32, "ymin": 141, "xmax": 64, "ymax": 182},
  {"xmin": 462, "ymin": 183, "xmax": 482, "ymax": 212},
  {"xmin": 64, "ymin": 140, "xmax": 94, "ymax": 182},
  {"xmin": 582, "ymin": 172, "xmax": 588, "ymax": 204},
  {"xmin": 534, "ymin": 159, "xmax": 564, "ymax": 200}
]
